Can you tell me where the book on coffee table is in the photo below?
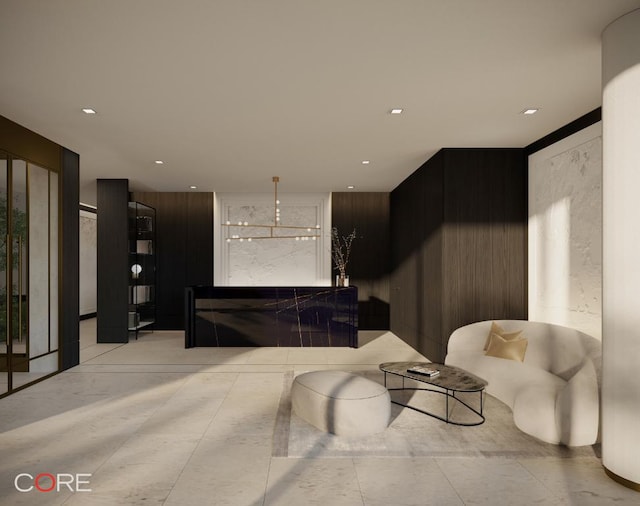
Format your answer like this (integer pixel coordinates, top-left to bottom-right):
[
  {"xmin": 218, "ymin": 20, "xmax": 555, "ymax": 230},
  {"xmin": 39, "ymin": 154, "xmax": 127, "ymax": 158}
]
[{"xmin": 407, "ymin": 365, "xmax": 440, "ymax": 377}]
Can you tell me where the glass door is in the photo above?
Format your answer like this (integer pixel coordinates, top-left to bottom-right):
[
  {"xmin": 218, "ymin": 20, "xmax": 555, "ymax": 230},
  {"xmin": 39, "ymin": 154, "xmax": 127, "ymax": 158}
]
[{"xmin": 0, "ymin": 151, "xmax": 59, "ymax": 396}]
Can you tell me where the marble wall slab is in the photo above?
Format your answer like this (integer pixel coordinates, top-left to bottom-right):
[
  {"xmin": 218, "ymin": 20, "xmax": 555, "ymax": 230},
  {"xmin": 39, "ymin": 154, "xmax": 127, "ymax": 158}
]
[
  {"xmin": 80, "ymin": 209, "xmax": 97, "ymax": 315},
  {"xmin": 528, "ymin": 122, "xmax": 602, "ymax": 339},
  {"xmin": 214, "ymin": 192, "xmax": 331, "ymax": 286}
]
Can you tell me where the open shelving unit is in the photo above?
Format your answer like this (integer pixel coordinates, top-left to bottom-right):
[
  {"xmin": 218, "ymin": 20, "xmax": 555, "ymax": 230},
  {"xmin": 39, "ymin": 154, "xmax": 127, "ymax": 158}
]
[{"xmin": 128, "ymin": 201, "xmax": 156, "ymax": 338}]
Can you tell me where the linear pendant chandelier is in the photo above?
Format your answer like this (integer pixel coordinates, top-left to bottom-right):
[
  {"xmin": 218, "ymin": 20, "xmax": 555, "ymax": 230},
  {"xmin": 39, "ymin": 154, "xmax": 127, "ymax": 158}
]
[{"xmin": 222, "ymin": 176, "xmax": 321, "ymax": 242}]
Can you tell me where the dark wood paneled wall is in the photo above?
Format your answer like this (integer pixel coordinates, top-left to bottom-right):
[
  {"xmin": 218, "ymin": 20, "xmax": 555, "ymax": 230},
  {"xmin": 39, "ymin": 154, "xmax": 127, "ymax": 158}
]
[
  {"xmin": 61, "ymin": 148, "xmax": 80, "ymax": 369},
  {"xmin": 131, "ymin": 192, "xmax": 213, "ymax": 329},
  {"xmin": 390, "ymin": 153, "xmax": 444, "ymax": 358},
  {"xmin": 0, "ymin": 115, "xmax": 61, "ymax": 171},
  {"xmin": 332, "ymin": 192, "xmax": 390, "ymax": 329},
  {"xmin": 390, "ymin": 148, "xmax": 527, "ymax": 362},
  {"xmin": 97, "ymin": 179, "xmax": 130, "ymax": 343},
  {"xmin": 441, "ymin": 149, "xmax": 527, "ymax": 342}
]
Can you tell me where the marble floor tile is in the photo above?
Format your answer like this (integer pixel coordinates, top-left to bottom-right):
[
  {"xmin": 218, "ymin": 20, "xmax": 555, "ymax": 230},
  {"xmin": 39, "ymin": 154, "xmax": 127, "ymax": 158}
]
[
  {"xmin": 183, "ymin": 445, "xmax": 272, "ymax": 483},
  {"xmin": 0, "ymin": 486, "xmax": 73, "ymax": 506},
  {"xmin": 244, "ymin": 347, "xmax": 290, "ymax": 364},
  {"xmin": 165, "ymin": 476, "xmax": 267, "ymax": 506},
  {"xmin": 293, "ymin": 363, "xmax": 381, "ymax": 373},
  {"xmin": 264, "ymin": 458, "xmax": 364, "ymax": 506},
  {"xmin": 196, "ymin": 363, "xmax": 292, "ymax": 373},
  {"xmin": 287, "ymin": 347, "xmax": 330, "ymax": 365},
  {"xmin": 354, "ymin": 457, "xmax": 464, "ymax": 506},
  {"xmin": 207, "ymin": 408, "xmax": 277, "ymax": 436},
  {"xmin": 0, "ymin": 322, "xmax": 636, "ymax": 506},
  {"xmin": 171, "ymin": 372, "xmax": 238, "ymax": 398},
  {"xmin": 59, "ymin": 434, "xmax": 200, "ymax": 505},
  {"xmin": 80, "ymin": 343, "xmax": 125, "ymax": 363},
  {"xmin": 63, "ymin": 485, "xmax": 174, "ymax": 506},
  {"xmin": 435, "ymin": 457, "xmax": 563, "ymax": 506},
  {"xmin": 134, "ymin": 395, "xmax": 224, "ymax": 436},
  {"xmin": 519, "ymin": 457, "xmax": 640, "ymax": 505}
]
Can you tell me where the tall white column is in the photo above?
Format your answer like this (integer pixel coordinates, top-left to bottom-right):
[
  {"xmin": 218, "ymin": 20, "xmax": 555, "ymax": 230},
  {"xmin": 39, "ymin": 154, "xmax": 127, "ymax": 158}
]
[{"xmin": 602, "ymin": 8, "xmax": 640, "ymax": 491}]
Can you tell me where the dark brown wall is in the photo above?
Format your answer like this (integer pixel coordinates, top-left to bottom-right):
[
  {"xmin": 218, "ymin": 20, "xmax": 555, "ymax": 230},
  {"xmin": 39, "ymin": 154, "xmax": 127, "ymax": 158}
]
[
  {"xmin": 0, "ymin": 115, "xmax": 60, "ymax": 171},
  {"xmin": 61, "ymin": 148, "xmax": 80, "ymax": 368},
  {"xmin": 131, "ymin": 192, "xmax": 213, "ymax": 329},
  {"xmin": 390, "ymin": 148, "xmax": 527, "ymax": 362},
  {"xmin": 97, "ymin": 179, "xmax": 129, "ymax": 343},
  {"xmin": 441, "ymin": 149, "xmax": 527, "ymax": 342},
  {"xmin": 332, "ymin": 192, "xmax": 390, "ymax": 329},
  {"xmin": 390, "ymin": 154, "xmax": 444, "ymax": 358}
]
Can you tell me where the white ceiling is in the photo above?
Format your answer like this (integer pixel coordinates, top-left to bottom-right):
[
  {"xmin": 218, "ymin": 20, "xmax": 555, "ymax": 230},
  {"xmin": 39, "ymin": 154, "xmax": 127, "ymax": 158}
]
[{"xmin": 1, "ymin": 1, "xmax": 639, "ymax": 205}]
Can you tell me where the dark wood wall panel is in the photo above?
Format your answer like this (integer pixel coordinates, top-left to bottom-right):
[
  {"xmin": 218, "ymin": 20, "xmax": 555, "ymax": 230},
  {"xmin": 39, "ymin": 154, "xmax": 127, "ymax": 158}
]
[
  {"xmin": 332, "ymin": 192, "xmax": 390, "ymax": 329},
  {"xmin": 391, "ymin": 153, "xmax": 446, "ymax": 358},
  {"xmin": 187, "ymin": 193, "xmax": 215, "ymax": 286},
  {"xmin": 97, "ymin": 179, "xmax": 130, "ymax": 343},
  {"xmin": 61, "ymin": 148, "xmax": 80, "ymax": 369},
  {"xmin": 390, "ymin": 169, "xmax": 424, "ymax": 349},
  {"xmin": 419, "ymin": 154, "xmax": 445, "ymax": 359},
  {"xmin": 0, "ymin": 115, "xmax": 61, "ymax": 171},
  {"xmin": 390, "ymin": 148, "xmax": 527, "ymax": 362},
  {"xmin": 132, "ymin": 192, "xmax": 213, "ymax": 330},
  {"xmin": 441, "ymin": 149, "xmax": 527, "ymax": 341}
]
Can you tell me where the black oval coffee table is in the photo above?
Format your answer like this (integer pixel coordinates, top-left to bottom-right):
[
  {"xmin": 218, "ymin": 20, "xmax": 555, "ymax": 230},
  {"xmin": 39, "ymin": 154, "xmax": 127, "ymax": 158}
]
[{"xmin": 379, "ymin": 362, "xmax": 488, "ymax": 426}]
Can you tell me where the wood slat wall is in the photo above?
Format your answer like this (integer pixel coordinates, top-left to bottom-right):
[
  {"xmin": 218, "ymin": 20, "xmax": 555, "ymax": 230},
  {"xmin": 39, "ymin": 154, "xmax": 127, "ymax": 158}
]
[
  {"xmin": 390, "ymin": 148, "xmax": 527, "ymax": 362},
  {"xmin": 61, "ymin": 148, "xmax": 80, "ymax": 368},
  {"xmin": 97, "ymin": 179, "xmax": 130, "ymax": 343},
  {"xmin": 331, "ymin": 192, "xmax": 390, "ymax": 330},
  {"xmin": 131, "ymin": 192, "xmax": 214, "ymax": 330}
]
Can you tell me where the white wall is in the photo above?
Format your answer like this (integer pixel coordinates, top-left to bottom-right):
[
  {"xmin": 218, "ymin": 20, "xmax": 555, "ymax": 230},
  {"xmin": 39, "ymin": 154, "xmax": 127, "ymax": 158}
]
[
  {"xmin": 79, "ymin": 209, "xmax": 97, "ymax": 315},
  {"xmin": 528, "ymin": 122, "xmax": 602, "ymax": 339},
  {"xmin": 214, "ymin": 192, "xmax": 331, "ymax": 286},
  {"xmin": 602, "ymin": 8, "xmax": 640, "ymax": 487}
]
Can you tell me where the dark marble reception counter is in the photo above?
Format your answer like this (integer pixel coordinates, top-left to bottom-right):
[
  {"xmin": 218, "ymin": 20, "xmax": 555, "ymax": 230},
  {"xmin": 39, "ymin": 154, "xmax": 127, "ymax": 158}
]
[{"xmin": 185, "ymin": 286, "xmax": 358, "ymax": 348}]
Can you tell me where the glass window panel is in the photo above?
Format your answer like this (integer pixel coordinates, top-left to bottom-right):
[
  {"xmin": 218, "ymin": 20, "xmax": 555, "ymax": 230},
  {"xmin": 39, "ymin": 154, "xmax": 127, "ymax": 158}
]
[
  {"xmin": 13, "ymin": 352, "xmax": 57, "ymax": 389},
  {"xmin": 0, "ymin": 156, "xmax": 60, "ymax": 396},
  {"xmin": 28, "ymin": 163, "xmax": 50, "ymax": 358}
]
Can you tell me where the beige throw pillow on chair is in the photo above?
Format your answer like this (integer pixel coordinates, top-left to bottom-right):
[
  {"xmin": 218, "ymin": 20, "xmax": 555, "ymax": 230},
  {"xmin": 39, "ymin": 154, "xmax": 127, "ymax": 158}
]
[
  {"xmin": 483, "ymin": 321, "xmax": 523, "ymax": 351},
  {"xmin": 485, "ymin": 333, "xmax": 528, "ymax": 362}
]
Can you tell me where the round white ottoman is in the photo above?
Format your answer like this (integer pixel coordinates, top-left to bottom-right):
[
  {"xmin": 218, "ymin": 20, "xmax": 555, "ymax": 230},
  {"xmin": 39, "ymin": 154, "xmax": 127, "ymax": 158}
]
[{"xmin": 291, "ymin": 370, "xmax": 391, "ymax": 436}]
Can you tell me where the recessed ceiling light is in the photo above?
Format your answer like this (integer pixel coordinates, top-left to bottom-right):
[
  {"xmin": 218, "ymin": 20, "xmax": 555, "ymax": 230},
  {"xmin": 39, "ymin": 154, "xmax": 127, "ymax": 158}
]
[
  {"xmin": 522, "ymin": 108, "xmax": 539, "ymax": 115},
  {"xmin": 189, "ymin": 185, "xmax": 197, "ymax": 189},
  {"xmin": 361, "ymin": 160, "xmax": 370, "ymax": 165},
  {"xmin": 155, "ymin": 160, "xmax": 164, "ymax": 165},
  {"xmin": 82, "ymin": 108, "xmax": 96, "ymax": 114},
  {"xmin": 347, "ymin": 185, "xmax": 355, "ymax": 189},
  {"xmin": 390, "ymin": 108, "xmax": 403, "ymax": 114}
]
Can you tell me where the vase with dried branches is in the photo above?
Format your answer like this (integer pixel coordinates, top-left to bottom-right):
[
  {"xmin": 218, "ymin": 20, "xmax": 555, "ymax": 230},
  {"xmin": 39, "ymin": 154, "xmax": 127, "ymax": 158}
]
[{"xmin": 331, "ymin": 227, "xmax": 356, "ymax": 287}]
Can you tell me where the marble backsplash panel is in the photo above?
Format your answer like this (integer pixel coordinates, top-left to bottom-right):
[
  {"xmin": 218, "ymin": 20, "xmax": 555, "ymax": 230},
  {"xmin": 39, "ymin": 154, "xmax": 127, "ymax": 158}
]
[{"xmin": 215, "ymin": 193, "xmax": 331, "ymax": 286}]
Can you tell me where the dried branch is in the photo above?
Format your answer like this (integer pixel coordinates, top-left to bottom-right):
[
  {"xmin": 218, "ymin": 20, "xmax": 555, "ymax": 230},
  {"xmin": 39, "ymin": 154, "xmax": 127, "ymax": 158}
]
[{"xmin": 331, "ymin": 227, "xmax": 356, "ymax": 276}]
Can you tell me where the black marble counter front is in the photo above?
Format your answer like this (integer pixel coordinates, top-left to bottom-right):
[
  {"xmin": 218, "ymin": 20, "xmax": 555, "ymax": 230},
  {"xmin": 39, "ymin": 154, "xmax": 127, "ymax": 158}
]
[{"xmin": 185, "ymin": 286, "xmax": 358, "ymax": 348}]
